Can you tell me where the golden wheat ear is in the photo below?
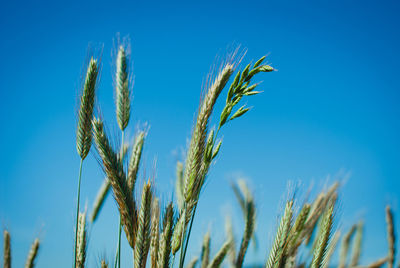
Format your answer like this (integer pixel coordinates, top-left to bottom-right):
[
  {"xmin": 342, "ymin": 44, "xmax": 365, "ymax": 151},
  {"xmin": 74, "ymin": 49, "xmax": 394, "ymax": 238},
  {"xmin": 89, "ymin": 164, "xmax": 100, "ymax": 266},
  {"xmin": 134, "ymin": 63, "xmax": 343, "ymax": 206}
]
[
  {"xmin": 25, "ymin": 238, "xmax": 40, "ymax": 268},
  {"xmin": 100, "ymin": 259, "xmax": 108, "ymax": 268},
  {"xmin": 3, "ymin": 230, "xmax": 11, "ymax": 268}
]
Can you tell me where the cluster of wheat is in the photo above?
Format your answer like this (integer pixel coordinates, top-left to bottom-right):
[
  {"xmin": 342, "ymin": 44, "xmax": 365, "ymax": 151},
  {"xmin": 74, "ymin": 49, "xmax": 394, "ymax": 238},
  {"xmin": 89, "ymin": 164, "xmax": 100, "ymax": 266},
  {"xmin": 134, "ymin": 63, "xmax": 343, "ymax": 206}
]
[{"xmin": 2, "ymin": 38, "xmax": 397, "ymax": 268}]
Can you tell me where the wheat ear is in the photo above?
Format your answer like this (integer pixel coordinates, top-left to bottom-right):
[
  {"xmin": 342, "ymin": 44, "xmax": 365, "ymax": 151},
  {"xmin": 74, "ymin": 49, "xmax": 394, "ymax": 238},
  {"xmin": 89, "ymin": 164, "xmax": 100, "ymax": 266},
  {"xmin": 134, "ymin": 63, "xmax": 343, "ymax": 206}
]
[
  {"xmin": 265, "ymin": 201, "xmax": 293, "ymax": 268},
  {"xmin": 75, "ymin": 212, "xmax": 87, "ymax": 268},
  {"xmin": 134, "ymin": 182, "xmax": 153, "ymax": 268},
  {"xmin": 91, "ymin": 145, "xmax": 129, "ymax": 223},
  {"xmin": 101, "ymin": 260, "xmax": 108, "ymax": 268},
  {"xmin": 339, "ymin": 225, "xmax": 357, "ymax": 268},
  {"xmin": 236, "ymin": 193, "xmax": 256, "ymax": 268},
  {"xmin": 323, "ymin": 231, "xmax": 341, "ymax": 268},
  {"xmin": 350, "ymin": 222, "xmax": 364, "ymax": 267},
  {"xmin": 183, "ymin": 63, "xmax": 234, "ymax": 203},
  {"xmin": 150, "ymin": 198, "xmax": 160, "ymax": 268},
  {"xmin": 225, "ymin": 216, "xmax": 236, "ymax": 268},
  {"xmin": 3, "ymin": 230, "xmax": 11, "ymax": 268},
  {"xmin": 76, "ymin": 57, "xmax": 99, "ymax": 160},
  {"xmin": 115, "ymin": 45, "xmax": 131, "ymax": 131},
  {"xmin": 187, "ymin": 257, "xmax": 199, "ymax": 268},
  {"xmin": 286, "ymin": 203, "xmax": 311, "ymax": 256},
  {"xmin": 310, "ymin": 202, "xmax": 335, "ymax": 268},
  {"xmin": 158, "ymin": 203, "xmax": 174, "ymax": 268},
  {"xmin": 127, "ymin": 131, "xmax": 145, "ymax": 192},
  {"xmin": 25, "ymin": 238, "xmax": 40, "ymax": 268},
  {"xmin": 208, "ymin": 240, "xmax": 231, "ymax": 268},
  {"xmin": 176, "ymin": 161, "xmax": 185, "ymax": 211},
  {"xmin": 386, "ymin": 206, "xmax": 395, "ymax": 268},
  {"xmin": 92, "ymin": 118, "xmax": 137, "ymax": 248},
  {"xmin": 200, "ymin": 232, "xmax": 211, "ymax": 268}
]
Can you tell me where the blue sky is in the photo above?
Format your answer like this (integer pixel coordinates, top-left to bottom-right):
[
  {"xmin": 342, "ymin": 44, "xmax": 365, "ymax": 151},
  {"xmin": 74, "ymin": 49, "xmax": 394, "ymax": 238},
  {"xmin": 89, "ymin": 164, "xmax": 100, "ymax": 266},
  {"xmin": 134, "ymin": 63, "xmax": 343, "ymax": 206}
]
[{"xmin": 0, "ymin": 0, "xmax": 399, "ymax": 266}]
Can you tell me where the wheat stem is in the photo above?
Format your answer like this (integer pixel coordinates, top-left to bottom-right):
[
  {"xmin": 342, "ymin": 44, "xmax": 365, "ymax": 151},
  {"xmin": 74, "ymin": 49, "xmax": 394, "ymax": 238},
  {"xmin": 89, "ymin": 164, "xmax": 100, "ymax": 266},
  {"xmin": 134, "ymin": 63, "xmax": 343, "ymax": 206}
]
[{"xmin": 74, "ymin": 158, "xmax": 83, "ymax": 268}]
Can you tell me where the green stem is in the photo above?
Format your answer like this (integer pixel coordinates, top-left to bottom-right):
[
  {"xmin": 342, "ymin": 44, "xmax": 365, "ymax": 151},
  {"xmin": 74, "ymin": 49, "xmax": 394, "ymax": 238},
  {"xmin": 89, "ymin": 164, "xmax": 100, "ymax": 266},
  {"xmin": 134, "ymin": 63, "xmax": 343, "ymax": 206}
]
[
  {"xmin": 179, "ymin": 203, "xmax": 198, "ymax": 268},
  {"xmin": 74, "ymin": 158, "xmax": 84, "ymax": 268},
  {"xmin": 114, "ymin": 130, "xmax": 125, "ymax": 268}
]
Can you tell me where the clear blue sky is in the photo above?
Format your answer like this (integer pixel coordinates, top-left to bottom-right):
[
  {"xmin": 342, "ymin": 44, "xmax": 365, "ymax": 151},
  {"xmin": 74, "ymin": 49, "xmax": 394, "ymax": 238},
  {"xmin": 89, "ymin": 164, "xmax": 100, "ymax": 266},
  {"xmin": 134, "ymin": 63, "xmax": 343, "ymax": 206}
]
[{"xmin": 0, "ymin": 0, "xmax": 399, "ymax": 267}]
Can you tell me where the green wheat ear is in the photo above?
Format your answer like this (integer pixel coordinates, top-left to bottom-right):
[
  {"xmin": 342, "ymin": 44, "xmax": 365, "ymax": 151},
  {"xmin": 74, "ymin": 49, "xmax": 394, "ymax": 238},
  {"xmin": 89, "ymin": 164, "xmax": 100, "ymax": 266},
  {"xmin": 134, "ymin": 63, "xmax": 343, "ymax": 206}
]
[
  {"xmin": 115, "ymin": 45, "xmax": 131, "ymax": 131},
  {"xmin": 76, "ymin": 58, "xmax": 98, "ymax": 160}
]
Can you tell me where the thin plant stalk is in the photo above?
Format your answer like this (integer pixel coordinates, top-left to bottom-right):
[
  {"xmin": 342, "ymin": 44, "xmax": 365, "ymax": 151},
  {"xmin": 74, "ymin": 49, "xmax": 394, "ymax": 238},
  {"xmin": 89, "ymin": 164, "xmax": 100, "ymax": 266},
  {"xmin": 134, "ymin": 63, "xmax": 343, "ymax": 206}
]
[
  {"xmin": 115, "ymin": 130, "xmax": 125, "ymax": 268},
  {"xmin": 74, "ymin": 158, "xmax": 84, "ymax": 268}
]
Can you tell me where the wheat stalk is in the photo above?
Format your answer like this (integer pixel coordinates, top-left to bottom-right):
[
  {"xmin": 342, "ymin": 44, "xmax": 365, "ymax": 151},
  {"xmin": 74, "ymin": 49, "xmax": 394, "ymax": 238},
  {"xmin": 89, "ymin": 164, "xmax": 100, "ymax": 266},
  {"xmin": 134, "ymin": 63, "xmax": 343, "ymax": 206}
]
[
  {"xmin": 25, "ymin": 238, "xmax": 40, "ymax": 268},
  {"xmin": 134, "ymin": 182, "xmax": 153, "ymax": 268},
  {"xmin": 187, "ymin": 257, "xmax": 199, "ymax": 268},
  {"xmin": 3, "ymin": 230, "xmax": 11, "ymax": 268},
  {"xmin": 92, "ymin": 118, "xmax": 137, "ymax": 249}
]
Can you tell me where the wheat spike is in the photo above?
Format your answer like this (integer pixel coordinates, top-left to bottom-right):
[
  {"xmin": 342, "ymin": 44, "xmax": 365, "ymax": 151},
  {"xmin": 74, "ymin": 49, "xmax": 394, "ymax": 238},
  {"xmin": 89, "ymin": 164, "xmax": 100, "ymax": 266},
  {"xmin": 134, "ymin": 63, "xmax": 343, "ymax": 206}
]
[
  {"xmin": 183, "ymin": 63, "xmax": 234, "ymax": 203},
  {"xmin": 350, "ymin": 222, "xmax": 364, "ymax": 267},
  {"xmin": 91, "ymin": 144, "xmax": 128, "ymax": 223},
  {"xmin": 127, "ymin": 131, "xmax": 145, "ymax": 192},
  {"xmin": 386, "ymin": 206, "xmax": 396, "ymax": 268},
  {"xmin": 158, "ymin": 203, "xmax": 174, "ymax": 268},
  {"xmin": 187, "ymin": 257, "xmax": 199, "ymax": 268},
  {"xmin": 92, "ymin": 118, "xmax": 137, "ymax": 249},
  {"xmin": 135, "ymin": 182, "xmax": 153, "ymax": 268},
  {"xmin": 25, "ymin": 238, "xmax": 40, "ymax": 268},
  {"xmin": 3, "ymin": 230, "xmax": 11, "ymax": 268},
  {"xmin": 101, "ymin": 260, "xmax": 108, "ymax": 268},
  {"xmin": 75, "ymin": 212, "xmax": 87, "ymax": 268},
  {"xmin": 225, "ymin": 216, "xmax": 236, "ymax": 268},
  {"xmin": 310, "ymin": 202, "xmax": 335, "ymax": 268},
  {"xmin": 150, "ymin": 198, "xmax": 160, "ymax": 268},
  {"xmin": 286, "ymin": 203, "xmax": 311, "ymax": 256},
  {"xmin": 76, "ymin": 58, "xmax": 99, "ymax": 160},
  {"xmin": 115, "ymin": 45, "xmax": 131, "ymax": 131},
  {"xmin": 208, "ymin": 240, "xmax": 231, "ymax": 268},
  {"xmin": 200, "ymin": 232, "xmax": 211, "ymax": 268},
  {"xmin": 323, "ymin": 231, "xmax": 341, "ymax": 268},
  {"xmin": 339, "ymin": 225, "xmax": 357, "ymax": 268},
  {"xmin": 236, "ymin": 192, "xmax": 256, "ymax": 268},
  {"xmin": 265, "ymin": 201, "xmax": 293, "ymax": 268},
  {"xmin": 176, "ymin": 161, "xmax": 185, "ymax": 211}
]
